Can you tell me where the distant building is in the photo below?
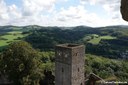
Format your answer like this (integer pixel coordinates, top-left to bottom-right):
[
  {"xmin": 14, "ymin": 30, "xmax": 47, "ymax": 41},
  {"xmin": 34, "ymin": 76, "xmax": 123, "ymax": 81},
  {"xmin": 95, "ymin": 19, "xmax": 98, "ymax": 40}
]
[{"xmin": 55, "ymin": 44, "xmax": 85, "ymax": 85}]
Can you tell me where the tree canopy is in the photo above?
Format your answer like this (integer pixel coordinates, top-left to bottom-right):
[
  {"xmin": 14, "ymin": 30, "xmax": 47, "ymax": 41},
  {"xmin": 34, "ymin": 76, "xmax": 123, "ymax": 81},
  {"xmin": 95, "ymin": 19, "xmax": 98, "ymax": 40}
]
[{"xmin": 0, "ymin": 41, "xmax": 42, "ymax": 85}]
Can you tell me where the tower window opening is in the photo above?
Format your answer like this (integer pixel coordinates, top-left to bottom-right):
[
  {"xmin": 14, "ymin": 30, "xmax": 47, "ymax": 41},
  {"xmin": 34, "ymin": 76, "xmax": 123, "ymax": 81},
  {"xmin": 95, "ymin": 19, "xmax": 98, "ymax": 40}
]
[
  {"xmin": 58, "ymin": 51, "xmax": 62, "ymax": 56},
  {"xmin": 78, "ymin": 68, "xmax": 79, "ymax": 72},
  {"xmin": 75, "ymin": 53, "xmax": 78, "ymax": 56},
  {"xmin": 62, "ymin": 68, "xmax": 64, "ymax": 72}
]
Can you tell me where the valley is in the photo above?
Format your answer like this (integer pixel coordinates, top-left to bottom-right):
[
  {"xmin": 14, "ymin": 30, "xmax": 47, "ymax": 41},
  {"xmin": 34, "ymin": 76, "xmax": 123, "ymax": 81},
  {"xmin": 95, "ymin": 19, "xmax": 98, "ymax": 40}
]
[{"xmin": 0, "ymin": 25, "xmax": 128, "ymax": 82}]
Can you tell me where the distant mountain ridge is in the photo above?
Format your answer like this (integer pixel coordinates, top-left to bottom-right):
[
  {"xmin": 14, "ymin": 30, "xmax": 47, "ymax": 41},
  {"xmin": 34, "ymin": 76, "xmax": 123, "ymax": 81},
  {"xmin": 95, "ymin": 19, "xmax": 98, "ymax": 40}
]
[{"xmin": 0, "ymin": 25, "xmax": 128, "ymax": 29}]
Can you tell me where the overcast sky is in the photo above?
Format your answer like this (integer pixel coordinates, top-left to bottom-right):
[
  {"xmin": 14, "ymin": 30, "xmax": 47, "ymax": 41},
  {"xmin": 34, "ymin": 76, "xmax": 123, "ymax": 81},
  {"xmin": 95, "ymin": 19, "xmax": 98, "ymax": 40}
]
[{"xmin": 0, "ymin": 0, "xmax": 128, "ymax": 27}]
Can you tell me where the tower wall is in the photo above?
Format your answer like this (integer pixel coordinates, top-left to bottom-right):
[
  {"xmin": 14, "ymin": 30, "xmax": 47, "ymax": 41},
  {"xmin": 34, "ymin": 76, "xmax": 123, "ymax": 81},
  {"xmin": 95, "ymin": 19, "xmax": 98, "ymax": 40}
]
[
  {"xmin": 71, "ymin": 46, "xmax": 85, "ymax": 85},
  {"xmin": 55, "ymin": 44, "xmax": 85, "ymax": 85}
]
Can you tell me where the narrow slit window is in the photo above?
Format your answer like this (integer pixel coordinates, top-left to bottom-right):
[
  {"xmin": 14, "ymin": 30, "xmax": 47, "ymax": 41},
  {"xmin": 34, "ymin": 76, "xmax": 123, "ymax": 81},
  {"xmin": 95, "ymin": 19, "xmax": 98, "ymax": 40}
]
[
  {"xmin": 78, "ymin": 68, "xmax": 79, "ymax": 72},
  {"xmin": 75, "ymin": 53, "xmax": 78, "ymax": 56},
  {"xmin": 62, "ymin": 68, "xmax": 64, "ymax": 72}
]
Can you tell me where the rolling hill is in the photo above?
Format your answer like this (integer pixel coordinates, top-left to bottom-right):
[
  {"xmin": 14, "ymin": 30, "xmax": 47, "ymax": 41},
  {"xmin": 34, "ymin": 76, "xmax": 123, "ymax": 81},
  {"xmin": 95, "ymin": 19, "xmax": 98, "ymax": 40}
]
[{"xmin": 0, "ymin": 25, "xmax": 128, "ymax": 59}]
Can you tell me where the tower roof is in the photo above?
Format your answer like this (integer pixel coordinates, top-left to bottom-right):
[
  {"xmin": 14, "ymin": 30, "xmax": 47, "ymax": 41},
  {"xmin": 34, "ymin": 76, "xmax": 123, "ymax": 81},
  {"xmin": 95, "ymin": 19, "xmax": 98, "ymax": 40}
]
[{"xmin": 56, "ymin": 44, "xmax": 84, "ymax": 49}]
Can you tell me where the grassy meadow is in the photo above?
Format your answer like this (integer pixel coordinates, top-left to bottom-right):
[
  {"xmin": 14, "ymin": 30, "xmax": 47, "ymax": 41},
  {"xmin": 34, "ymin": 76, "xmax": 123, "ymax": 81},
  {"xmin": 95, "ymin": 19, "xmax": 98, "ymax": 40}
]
[
  {"xmin": 0, "ymin": 31, "xmax": 27, "ymax": 48},
  {"xmin": 88, "ymin": 35, "xmax": 117, "ymax": 45}
]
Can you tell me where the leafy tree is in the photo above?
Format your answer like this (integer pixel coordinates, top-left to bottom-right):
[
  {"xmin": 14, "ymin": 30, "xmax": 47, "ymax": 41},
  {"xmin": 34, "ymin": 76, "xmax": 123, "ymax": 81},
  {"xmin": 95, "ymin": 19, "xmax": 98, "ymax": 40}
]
[
  {"xmin": 85, "ymin": 54, "xmax": 128, "ymax": 81},
  {"xmin": 0, "ymin": 41, "xmax": 43, "ymax": 85},
  {"xmin": 39, "ymin": 70, "xmax": 55, "ymax": 85}
]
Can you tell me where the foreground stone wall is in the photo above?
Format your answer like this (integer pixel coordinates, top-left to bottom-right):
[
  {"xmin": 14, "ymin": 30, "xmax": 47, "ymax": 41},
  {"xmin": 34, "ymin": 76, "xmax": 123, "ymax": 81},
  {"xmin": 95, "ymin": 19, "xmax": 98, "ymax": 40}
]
[{"xmin": 121, "ymin": 0, "xmax": 128, "ymax": 21}]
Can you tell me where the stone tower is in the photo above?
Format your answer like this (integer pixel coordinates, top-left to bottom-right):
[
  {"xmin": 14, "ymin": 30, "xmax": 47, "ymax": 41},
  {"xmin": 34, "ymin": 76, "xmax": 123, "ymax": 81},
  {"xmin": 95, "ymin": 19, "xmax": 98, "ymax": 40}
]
[{"xmin": 55, "ymin": 44, "xmax": 85, "ymax": 85}]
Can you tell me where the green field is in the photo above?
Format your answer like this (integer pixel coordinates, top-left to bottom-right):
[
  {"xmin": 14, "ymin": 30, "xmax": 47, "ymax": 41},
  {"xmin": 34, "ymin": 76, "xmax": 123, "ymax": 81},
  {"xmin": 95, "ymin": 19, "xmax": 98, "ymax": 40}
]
[
  {"xmin": 0, "ymin": 31, "xmax": 27, "ymax": 47},
  {"xmin": 88, "ymin": 35, "xmax": 117, "ymax": 45}
]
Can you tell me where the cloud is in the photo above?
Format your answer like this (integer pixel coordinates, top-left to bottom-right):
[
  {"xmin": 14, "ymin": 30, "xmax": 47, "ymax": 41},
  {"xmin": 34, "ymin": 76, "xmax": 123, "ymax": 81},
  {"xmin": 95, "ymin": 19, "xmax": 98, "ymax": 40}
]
[
  {"xmin": 0, "ymin": 0, "xmax": 127, "ymax": 27},
  {"xmin": 80, "ymin": 0, "xmax": 120, "ymax": 15},
  {"xmin": 80, "ymin": 0, "xmax": 120, "ymax": 5},
  {"xmin": 22, "ymin": 0, "xmax": 56, "ymax": 16},
  {"xmin": 0, "ymin": 0, "xmax": 22, "ymax": 25},
  {"xmin": 0, "ymin": 0, "xmax": 9, "ymax": 20},
  {"xmin": 80, "ymin": 0, "xmax": 122, "ymax": 25},
  {"xmin": 57, "ymin": 6, "xmax": 85, "ymax": 21},
  {"xmin": 0, "ymin": 0, "xmax": 58, "ymax": 26},
  {"xmin": 54, "ymin": 5, "xmax": 108, "ymax": 27},
  {"xmin": 8, "ymin": 5, "xmax": 22, "ymax": 19},
  {"xmin": 102, "ymin": 1, "xmax": 121, "ymax": 21}
]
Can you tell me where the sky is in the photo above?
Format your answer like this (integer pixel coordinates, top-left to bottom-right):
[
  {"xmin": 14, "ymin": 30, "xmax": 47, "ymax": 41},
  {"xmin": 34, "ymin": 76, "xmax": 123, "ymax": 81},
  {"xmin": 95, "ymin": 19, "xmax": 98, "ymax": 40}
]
[{"xmin": 0, "ymin": 0, "xmax": 128, "ymax": 27}]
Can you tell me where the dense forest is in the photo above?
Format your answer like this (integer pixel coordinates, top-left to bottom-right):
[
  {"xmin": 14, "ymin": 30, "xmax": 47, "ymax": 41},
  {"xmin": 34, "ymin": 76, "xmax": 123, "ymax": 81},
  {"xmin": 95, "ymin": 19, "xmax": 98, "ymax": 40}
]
[
  {"xmin": 23, "ymin": 25, "xmax": 128, "ymax": 59},
  {"xmin": 0, "ymin": 25, "xmax": 128, "ymax": 84}
]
